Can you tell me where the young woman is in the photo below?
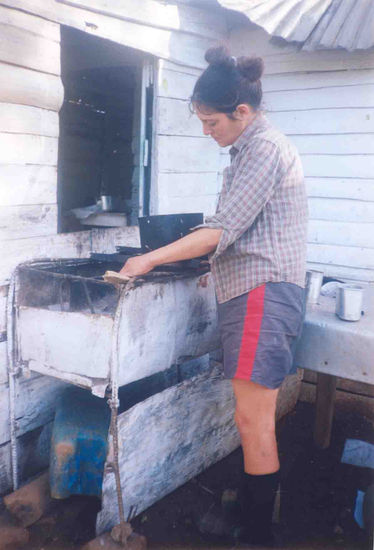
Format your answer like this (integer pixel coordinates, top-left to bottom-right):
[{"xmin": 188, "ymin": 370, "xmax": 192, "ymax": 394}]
[{"xmin": 119, "ymin": 46, "xmax": 308, "ymax": 545}]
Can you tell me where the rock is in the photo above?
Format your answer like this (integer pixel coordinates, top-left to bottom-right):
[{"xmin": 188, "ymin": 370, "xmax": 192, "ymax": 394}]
[
  {"xmin": 3, "ymin": 471, "xmax": 52, "ymax": 527},
  {"xmin": 81, "ymin": 531, "xmax": 147, "ymax": 550},
  {"xmin": 0, "ymin": 525, "xmax": 29, "ymax": 549}
]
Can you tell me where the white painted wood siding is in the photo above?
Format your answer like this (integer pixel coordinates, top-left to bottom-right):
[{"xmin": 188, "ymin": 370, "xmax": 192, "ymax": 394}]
[
  {"xmin": 230, "ymin": 24, "xmax": 374, "ymax": 282},
  {"xmin": 152, "ymin": 60, "xmax": 221, "ymax": 216}
]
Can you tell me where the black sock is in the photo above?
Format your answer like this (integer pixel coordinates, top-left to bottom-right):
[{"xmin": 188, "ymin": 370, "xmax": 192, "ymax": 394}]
[{"xmin": 239, "ymin": 470, "xmax": 280, "ymax": 543}]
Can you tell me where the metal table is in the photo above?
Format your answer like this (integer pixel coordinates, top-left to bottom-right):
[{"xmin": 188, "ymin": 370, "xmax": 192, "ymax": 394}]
[{"xmin": 294, "ymin": 285, "xmax": 374, "ymax": 447}]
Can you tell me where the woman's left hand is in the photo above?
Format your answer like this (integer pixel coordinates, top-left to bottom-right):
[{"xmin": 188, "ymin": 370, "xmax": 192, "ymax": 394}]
[{"xmin": 119, "ymin": 254, "xmax": 155, "ymax": 278}]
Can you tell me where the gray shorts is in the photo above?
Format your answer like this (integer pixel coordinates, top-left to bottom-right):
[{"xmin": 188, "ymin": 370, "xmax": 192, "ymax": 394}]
[{"xmin": 217, "ymin": 282, "xmax": 305, "ymax": 389}]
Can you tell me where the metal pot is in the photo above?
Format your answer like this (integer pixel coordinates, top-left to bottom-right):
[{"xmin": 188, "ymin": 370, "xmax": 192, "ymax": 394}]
[{"xmin": 335, "ymin": 284, "xmax": 364, "ymax": 321}]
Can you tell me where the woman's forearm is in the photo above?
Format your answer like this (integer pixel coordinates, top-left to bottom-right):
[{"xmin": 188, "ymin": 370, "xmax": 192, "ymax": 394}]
[{"xmin": 147, "ymin": 227, "xmax": 222, "ymax": 266}]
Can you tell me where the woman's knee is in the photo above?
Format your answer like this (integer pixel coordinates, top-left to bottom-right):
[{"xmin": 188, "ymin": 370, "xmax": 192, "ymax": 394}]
[{"xmin": 234, "ymin": 406, "xmax": 275, "ymax": 437}]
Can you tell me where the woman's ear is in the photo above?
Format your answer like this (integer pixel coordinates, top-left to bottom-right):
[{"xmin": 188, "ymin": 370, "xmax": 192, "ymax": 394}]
[{"xmin": 235, "ymin": 103, "xmax": 254, "ymax": 119}]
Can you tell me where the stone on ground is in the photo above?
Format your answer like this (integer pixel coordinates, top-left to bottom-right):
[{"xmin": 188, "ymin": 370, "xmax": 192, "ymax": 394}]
[{"xmin": 3, "ymin": 471, "xmax": 51, "ymax": 527}]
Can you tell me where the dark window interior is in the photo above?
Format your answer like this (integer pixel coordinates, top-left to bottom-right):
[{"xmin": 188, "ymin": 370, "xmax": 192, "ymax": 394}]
[{"xmin": 58, "ymin": 27, "xmax": 146, "ymax": 232}]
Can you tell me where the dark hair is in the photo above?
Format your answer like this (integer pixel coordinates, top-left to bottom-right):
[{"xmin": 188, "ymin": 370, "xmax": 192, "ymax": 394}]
[{"xmin": 190, "ymin": 45, "xmax": 264, "ymax": 114}]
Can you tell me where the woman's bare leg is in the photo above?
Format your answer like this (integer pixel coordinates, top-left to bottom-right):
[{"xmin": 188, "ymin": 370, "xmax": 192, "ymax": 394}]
[{"xmin": 232, "ymin": 378, "xmax": 279, "ymax": 474}]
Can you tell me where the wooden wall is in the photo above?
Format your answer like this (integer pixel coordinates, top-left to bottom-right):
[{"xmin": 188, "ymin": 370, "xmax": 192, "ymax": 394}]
[
  {"xmin": 230, "ymin": 24, "xmax": 374, "ymax": 283},
  {"xmin": 0, "ymin": 0, "xmax": 227, "ymax": 495},
  {"xmin": 152, "ymin": 59, "xmax": 221, "ymax": 216}
]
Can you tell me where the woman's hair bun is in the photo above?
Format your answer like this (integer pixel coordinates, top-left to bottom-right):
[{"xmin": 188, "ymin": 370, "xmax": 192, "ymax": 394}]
[
  {"xmin": 237, "ymin": 56, "xmax": 264, "ymax": 82},
  {"xmin": 205, "ymin": 45, "xmax": 235, "ymax": 68}
]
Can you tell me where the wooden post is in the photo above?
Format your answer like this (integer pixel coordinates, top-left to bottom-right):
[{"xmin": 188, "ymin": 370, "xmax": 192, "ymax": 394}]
[{"xmin": 314, "ymin": 372, "xmax": 337, "ymax": 449}]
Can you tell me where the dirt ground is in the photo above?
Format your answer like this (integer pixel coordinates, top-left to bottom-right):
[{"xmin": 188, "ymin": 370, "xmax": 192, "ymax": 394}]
[{"xmin": 16, "ymin": 400, "xmax": 374, "ymax": 549}]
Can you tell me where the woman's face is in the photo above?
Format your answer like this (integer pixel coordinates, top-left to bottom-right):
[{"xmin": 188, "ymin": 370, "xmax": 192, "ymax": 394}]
[{"xmin": 195, "ymin": 104, "xmax": 255, "ymax": 147}]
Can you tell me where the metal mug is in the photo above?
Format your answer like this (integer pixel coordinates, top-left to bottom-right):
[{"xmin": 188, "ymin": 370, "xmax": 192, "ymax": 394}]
[
  {"xmin": 335, "ymin": 284, "xmax": 364, "ymax": 322},
  {"xmin": 101, "ymin": 195, "xmax": 114, "ymax": 211},
  {"xmin": 305, "ymin": 270, "xmax": 324, "ymax": 304}
]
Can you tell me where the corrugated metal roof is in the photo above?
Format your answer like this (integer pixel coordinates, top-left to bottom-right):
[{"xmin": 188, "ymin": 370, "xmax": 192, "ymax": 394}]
[{"xmin": 216, "ymin": 0, "xmax": 374, "ymax": 51}]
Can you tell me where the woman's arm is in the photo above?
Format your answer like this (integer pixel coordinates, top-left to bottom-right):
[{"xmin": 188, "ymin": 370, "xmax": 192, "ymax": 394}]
[{"xmin": 119, "ymin": 227, "xmax": 222, "ymax": 278}]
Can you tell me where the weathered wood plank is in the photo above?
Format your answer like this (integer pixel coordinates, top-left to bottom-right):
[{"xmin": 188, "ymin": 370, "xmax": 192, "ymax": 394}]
[
  {"xmin": 308, "ymin": 197, "xmax": 374, "ymax": 223},
  {"xmin": 308, "ymin": 220, "xmax": 374, "ymax": 249},
  {"xmin": 262, "ymin": 69, "xmax": 374, "ymax": 92},
  {"xmin": 0, "ymin": 374, "xmax": 68, "ymax": 446},
  {"xmin": 306, "ymin": 262, "xmax": 374, "ymax": 282},
  {"xmin": 157, "ymin": 193, "xmax": 218, "ymax": 216},
  {"xmin": 0, "ymin": 104, "xmax": 59, "ymax": 137},
  {"xmin": 157, "ymin": 135, "xmax": 219, "ymax": 172},
  {"xmin": 290, "ymin": 134, "xmax": 374, "ymax": 155},
  {"xmin": 306, "ymin": 178, "xmax": 374, "ymax": 202},
  {"xmin": 161, "ymin": 59, "xmax": 202, "ymax": 77},
  {"xmin": 0, "ymin": 422, "xmax": 53, "ymax": 496},
  {"xmin": 0, "ymin": 285, "xmax": 8, "ymax": 333},
  {"xmin": 97, "ymin": 365, "xmax": 239, "ymax": 533},
  {"xmin": 0, "ymin": 63, "xmax": 63, "ymax": 111},
  {"xmin": 157, "ymin": 172, "xmax": 219, "ymax": 199},
  {"xmin": 303, "ymin": 369, "xmax": 374, "ymax": 398},
  {"xmin": 57, "ymin": 0, "xmax": 226, "ymax": 40},
  {"xmin": 0, "ymin": 165, "xmax": 57, "ymax": 206},
  {"xmin": 0, "ymin": 0, "xmax": 214, "ymax": 69},
  {"xmin": 0, "ymin": 231, "xmax": 91, "ymax": 285},
  {"xmin": 267, "ymin": 109, "xmax": 374, "ymax": 135},
  {"xmin": 0, "ymin": 135, "xmax": 58, "ymax": 165},
  {"xmin": 90, "ymin": 226, "xmax": 140, "ymax": 253},
  {"xmin": 231, "ymin": 26, "xmax": 374, "ymax": 73},
  {"xmin": 0, "ymin": 5, "xmax": 59, "ymax": 41},
  {"xmin": 0, "ymin": 205, "xmax": 58, "ymax": 241},
  {"xmin": 0, "ymin": 18, "xmax": 60, "ymax": 75},
  {"xmin": 314, "ymin": 373, "xmax": 337, "ymax": 449},
  {"xmin": 18, "ymin": 307, "xmax": 113, "ymax": 380},
  {"xmin": 265, "ymin": 84, "xmax": 374, "ymax": 111},
  {"xmin": 158, "ymin": 65, "xmax": 199, "ymax": 100},
  {"xmin": 302, "ymin": 154, "xmax": 374, "ymax": 179},
  {"xmin": 0, "ymin": 341, "xmax": 7, "ymax": 385},
  {"xmin": 307, "ymin": 243, "xmax": 374, "ymax": 270},
  {"xmin": 157, "ymin": 97, "xmax": 202, "ymax": 136}
]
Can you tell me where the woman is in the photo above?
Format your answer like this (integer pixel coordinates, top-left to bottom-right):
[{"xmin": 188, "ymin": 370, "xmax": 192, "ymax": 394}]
[{"xmin": 119, "ymin": 46, "xmax": 308, "ymax": 545}]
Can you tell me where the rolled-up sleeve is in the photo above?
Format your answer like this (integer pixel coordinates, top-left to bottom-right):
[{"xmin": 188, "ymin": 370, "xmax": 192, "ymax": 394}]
[{"xmin": 203, "ymin": 139, "xmax": 281, "ymax": 261}]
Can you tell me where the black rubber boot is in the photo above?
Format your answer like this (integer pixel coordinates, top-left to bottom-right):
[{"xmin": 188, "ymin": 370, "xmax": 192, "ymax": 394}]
[{"xmin": 234, "ymin": 470, "xmax": 280, "ymax": 546}]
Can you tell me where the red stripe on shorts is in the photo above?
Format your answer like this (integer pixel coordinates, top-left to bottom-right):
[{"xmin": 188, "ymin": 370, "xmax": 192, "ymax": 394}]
[{"xmin": 235, "ymin": 284, "xmax": 266, "ymax": 380}]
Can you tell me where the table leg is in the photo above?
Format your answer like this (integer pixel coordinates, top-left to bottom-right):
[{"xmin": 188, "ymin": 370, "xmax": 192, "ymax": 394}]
[{"xmin": 314, "ymin": 373, "xmax": 337, "ymax": 449}]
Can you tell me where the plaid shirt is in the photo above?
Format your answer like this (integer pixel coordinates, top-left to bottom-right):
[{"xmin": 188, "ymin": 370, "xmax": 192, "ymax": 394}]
[{"xmin": 201, "ymin": 114, "xmax": 308, "ymax": 303}]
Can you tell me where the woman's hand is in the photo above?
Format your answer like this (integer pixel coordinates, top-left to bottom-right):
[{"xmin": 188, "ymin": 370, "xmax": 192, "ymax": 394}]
[{"xmin": 119, "ymin": 254, "xmax": 155, "ymax": 278}]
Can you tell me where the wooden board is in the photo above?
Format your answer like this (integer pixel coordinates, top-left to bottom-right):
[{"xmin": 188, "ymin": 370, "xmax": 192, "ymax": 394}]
[
  {"xmin": 290, "ymin": 134, "xmax": 374, "ymax": 155},
  {"xmin": 308, "ymin": 220, "xmax": 374, "ymax": 249},
  {"xmin": 0, "ymin": 373, "xmax": 68, "ymax": 446},
  {"xmin": 0, "ymin": 104, "xmax": 59, "ymax": 137},
  {"xmin": 158, "ymin": 65, "xmax": 199, "ymax": 100},
  {"xmin": 264, "ymin": 84, "xmax": 374, "ymax": 111},
  {"xmin": 0, "ymin": 205, "xmax": 58, "ymax": 241},
  {"xmin": 305, "ymin": 178, "xmax": 374, "ymax": 202},
  {"xmin": 0, "ymin": 5, "xmax": 59, "ymax": 41},
  {"xmin": 57, "ymin": 0, "xmax": 226, "ymax": 40},
  {"xmin": 157, "ymin": 193, "xmax": 218, "ymax": 216},
  {"xmin": 18, "ymin": 307, "xmax": 113, "ymax": 380},
  {"xmin": 0, "ymin": 231, "xmax": 91, "ymax": 285},
  {"xmin": 1, "ymin": 0, "xmax": 215, "ymax": 69},
  {"xmin": 157, "ymin": 172, "xmax": 219, "ymax": 199},
  {"xmin": 306, "ymin": 262, "xmax": 374, "ymax": 282},
  {"xmin": 157, "ymin": 135, "xmax": 219, "ymax": 172},
  {"xmin": 307, "ymin": 243, "xmax": 374, "ymax": 270},
  {"xmin": 302, "ymin": 154, "xmax": 374, "ymax": 179},
  {"xmin": 96, "ymin": 365, "xmax": 240, "ymax": 533},
  {"xmin": 0, "ymin": 341, "xmax": 7, "ymax": 385},
  {"xmin": 90, "ymin": 226, "xmax": 140, "ymax": 253},
  {"xmin": 0, "ymin": 421, "xmax": 53, "ymax": 496},
  {"xmin": 157, "ymin": 97, "xmax": 202, "ymax": 136},
  {"xmin": 0, "ymin": 135, "xmax": 58, "ymax": 166},
  {"xmin": 0, "ymin": 18, "xmax": 60, "ymax": 75},
  {"xmin": 0, "ymin": 165, "xmax": 57, "ymax": 206},
  {"xmin": 267, "ymin": 109, "xmax": 374, "ymax": 135},
  {"xmin": 308, "ymin": 197, "xmax": 374, "ymax": 223},
  {"xmin": 262, "ymin": 69, "xmax": 374, "ymax": 93}
]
